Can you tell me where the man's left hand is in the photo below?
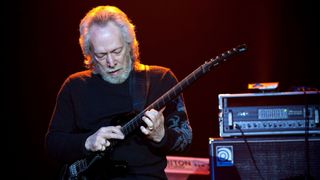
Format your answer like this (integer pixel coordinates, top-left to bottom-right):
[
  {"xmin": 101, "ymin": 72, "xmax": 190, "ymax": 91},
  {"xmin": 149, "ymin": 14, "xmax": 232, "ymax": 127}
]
[{"xmin": 140, "ymin": 107, "xmax": 166, "ymax": 142}]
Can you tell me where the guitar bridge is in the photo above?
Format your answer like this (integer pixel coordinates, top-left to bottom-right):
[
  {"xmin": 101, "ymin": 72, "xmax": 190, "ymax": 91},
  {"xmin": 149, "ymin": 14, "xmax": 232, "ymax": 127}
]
[{"xmin": 68, "ymin": 159, "xmax": 88, "ymax": 178}]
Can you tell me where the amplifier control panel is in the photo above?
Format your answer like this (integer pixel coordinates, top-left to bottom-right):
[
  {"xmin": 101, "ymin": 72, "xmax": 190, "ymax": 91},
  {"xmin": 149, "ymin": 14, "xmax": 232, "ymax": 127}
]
[{"xmin": 218, "ymin": 91, "xmax": 320, "ymax": 137}]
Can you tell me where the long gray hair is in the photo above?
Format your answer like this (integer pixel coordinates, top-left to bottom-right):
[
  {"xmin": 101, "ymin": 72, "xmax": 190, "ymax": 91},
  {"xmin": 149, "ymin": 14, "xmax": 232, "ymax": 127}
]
[{"xmin": 79, "ymin": 5, "xmax": 140, "ymax": 69}]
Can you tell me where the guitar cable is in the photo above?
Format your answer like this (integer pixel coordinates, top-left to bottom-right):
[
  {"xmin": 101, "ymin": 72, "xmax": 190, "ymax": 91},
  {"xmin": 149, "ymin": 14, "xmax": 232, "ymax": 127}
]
[
  {"xmin": 303, "ymin": 88, "xmax": 311, "ymax": 180},
  {"xmin": 235, "ymin": 124, "xmax": 265, "ymax": 180}
]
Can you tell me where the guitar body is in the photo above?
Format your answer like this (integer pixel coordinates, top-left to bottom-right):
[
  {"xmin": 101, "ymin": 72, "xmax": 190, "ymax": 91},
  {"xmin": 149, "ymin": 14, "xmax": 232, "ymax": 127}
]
[
  {"xmin": 61, "ymin": 158, "xmax": 128, "ymax": 180},
  {"xmin": 59, "ymin": 112, "xmax": 137, "ymax": 180}
]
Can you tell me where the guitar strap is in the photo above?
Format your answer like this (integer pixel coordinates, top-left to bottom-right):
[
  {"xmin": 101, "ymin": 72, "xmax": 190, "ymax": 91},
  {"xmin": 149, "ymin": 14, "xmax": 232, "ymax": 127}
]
[{"xmin": 130, "ymin": 64, "xmax": 150, "ymax": 112}]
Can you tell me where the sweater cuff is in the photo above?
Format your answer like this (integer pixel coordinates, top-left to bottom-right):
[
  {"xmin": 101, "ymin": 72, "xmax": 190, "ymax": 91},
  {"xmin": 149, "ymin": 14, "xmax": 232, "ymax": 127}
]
[{"xmin": 148, "ymin": 128, "xmax": 177, "ymax": 152}]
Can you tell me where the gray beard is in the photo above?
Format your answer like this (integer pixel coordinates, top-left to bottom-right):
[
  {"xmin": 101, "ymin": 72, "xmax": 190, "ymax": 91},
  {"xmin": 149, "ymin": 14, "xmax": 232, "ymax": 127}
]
[{"xmin": 99, "ymin": 62, "xmax": 132, "ymax": 84}]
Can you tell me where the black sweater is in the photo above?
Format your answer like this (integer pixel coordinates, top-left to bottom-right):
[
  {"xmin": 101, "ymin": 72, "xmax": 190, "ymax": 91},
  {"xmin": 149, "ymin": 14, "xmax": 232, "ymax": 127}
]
[{"xmin": 45, "ymin": 65, "xmax": 192, "ymax": 179}]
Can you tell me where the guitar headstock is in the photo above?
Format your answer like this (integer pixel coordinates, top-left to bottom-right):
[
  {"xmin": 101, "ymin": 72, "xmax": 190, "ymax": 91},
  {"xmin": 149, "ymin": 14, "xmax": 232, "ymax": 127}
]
[
  {"xmin": 205, "ymin": 44, "xmax": 247, "ymax": 71},
  {"xmin": 217, "ymin": 44, "xmax": 247, "ymax": 60}
]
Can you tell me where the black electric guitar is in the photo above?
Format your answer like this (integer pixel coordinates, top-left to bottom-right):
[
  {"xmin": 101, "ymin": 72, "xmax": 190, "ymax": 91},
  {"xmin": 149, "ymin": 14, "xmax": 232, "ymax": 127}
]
[{"xmin": 61, "ymin": 44, "xmax": 247, "ymax": 180}]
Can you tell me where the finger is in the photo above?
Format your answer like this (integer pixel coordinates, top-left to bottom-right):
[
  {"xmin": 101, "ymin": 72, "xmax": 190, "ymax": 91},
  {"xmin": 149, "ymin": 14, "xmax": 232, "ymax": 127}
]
[
  {"xmin": 102, "ymin": 126, "xmax": 123, "ymax": 134},
  {"xmin": 144, "ymin": 110, "xmax": 156, "ymax": 120},
  {"xmin": 140, "ymin": 126, "xmax": 151, "ymax": 135},
  {"xmin": 159, "ymin": 106, "xmax": 166, "ymax": 113},
  {"xmin": 110, "ymin": 126, "xmax": 125, "ymax": 138},
  {"xmin": 102, "ymin": 140, "xmax": 111, "ymax": 148},
  {"xmin": 100, "ymin": 126, "xmax": 125, "ymax": 139},
  {"xmin": 101, "ymin": 145, "xmax": 106, "ymax": 151},
  {"xmin": 113, "ymin": 125, "xmax": 123, "ymax": 133},
  {"xmin": 102, "ymin": 138, "xmax": 111, "ymax": 147},
  {"xmin": 142, "ymin": 116, "xmax": 153, "ymax": 128},
  {"xmin": 100, "ymin": 141, "xmax": 110, "ymax": 151},
  {"xmin": 107, "ymin": 133, "xmax": 125, "ymax": 140},
  {"xmin": 93, "ymin": 142, "xmax": 105, "ymax": 151},
  {"xmin": 106, "ymin": 140, "xmax": 111, "ymax": 147},
  {"xmin": 98, "ymin": 139, "xmax": 110, "ymax": 151},
  {"xmin": 147, "ymin": 108, "xmax": 165, "ymax": 118}
]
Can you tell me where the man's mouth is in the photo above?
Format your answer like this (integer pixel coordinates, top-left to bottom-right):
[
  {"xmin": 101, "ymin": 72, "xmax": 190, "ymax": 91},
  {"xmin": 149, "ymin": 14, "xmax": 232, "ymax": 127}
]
[{"xmin": 107, "ymin": 69, "xmax": 121, "ymax": 76}]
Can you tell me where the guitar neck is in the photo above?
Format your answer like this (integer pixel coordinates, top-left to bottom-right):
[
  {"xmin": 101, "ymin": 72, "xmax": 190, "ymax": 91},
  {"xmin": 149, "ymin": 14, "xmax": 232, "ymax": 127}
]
[
  {"xmin": 121, "ymin": 65, "xmax": 204, "ymax": 135},
  {"xmin": 121, "ymin": 44, "xmax": 247, "ymax": 136}
]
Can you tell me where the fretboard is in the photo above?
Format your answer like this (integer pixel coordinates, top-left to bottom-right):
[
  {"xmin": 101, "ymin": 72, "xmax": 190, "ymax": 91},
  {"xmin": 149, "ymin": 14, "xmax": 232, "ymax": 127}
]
[{"xmin": 121, "ymin": 44, "xmax": 247, "ymax": 136}]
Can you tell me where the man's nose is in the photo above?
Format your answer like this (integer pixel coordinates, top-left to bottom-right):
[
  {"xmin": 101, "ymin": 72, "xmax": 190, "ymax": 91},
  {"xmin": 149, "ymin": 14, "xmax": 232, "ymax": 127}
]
[{"xmin": 106, "ymin": 54, "xmax": 117, "ymax": 67}]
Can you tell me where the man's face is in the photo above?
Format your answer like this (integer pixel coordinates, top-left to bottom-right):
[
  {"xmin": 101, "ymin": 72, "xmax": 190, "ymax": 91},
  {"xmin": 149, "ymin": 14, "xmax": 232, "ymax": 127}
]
[{"xmin": 90, "ymin": 22, "xmax": 132, "ymax": 84}]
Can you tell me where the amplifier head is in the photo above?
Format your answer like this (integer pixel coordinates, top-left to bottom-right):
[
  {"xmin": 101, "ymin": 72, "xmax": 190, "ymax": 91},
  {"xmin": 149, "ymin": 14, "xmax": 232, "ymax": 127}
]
[{"xmin": 218, "ymin": 91, "xmax": 320, "ymax": 137}]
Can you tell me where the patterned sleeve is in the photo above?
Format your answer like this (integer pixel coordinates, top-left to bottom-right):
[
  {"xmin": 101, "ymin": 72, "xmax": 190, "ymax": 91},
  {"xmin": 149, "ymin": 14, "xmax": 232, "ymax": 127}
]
[
  {"xmin": 147, "ymin": 67, "xmax": 193, "ymax": 153},
  {"xmin": 166, "ymin": 95, "xmax": 192, "ymax": 152}
]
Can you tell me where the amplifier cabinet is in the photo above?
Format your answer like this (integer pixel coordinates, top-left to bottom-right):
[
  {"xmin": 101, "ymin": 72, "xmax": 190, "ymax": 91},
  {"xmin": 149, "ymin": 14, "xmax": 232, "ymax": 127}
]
[
  {"xmin": 218, "ymin": 91, "xmax": 320, "ymax": 137},
  {"xmin": 209, "ymin": 136, "xmax": 320, "ymax": 180}
]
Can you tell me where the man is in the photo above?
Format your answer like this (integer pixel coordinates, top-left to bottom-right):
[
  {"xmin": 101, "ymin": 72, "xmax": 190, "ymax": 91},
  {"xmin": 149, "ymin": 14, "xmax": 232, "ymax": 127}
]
[{"xmin": 45, "ymin": 5, "xmax": 192, "ymax": 179}]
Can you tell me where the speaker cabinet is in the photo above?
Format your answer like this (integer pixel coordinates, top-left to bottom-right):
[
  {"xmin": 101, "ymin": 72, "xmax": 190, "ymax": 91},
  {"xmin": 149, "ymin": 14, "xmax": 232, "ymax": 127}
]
[{"xmin": 209, "ymin": 136, "xmax": 320, "ymax": 180}]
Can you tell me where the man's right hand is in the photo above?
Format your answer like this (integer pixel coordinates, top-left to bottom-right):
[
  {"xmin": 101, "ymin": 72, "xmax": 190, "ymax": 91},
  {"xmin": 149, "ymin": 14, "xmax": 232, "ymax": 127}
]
[{"xmin": 85, "ymin": 125, "xmax": 124, "ymax": 151}]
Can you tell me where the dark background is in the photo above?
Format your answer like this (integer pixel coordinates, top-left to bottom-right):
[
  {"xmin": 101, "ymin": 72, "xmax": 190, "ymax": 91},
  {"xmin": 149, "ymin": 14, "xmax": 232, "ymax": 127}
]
[{"xmin": 8, "ymin": 0, "xmax": 319, "ymax": 179}]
